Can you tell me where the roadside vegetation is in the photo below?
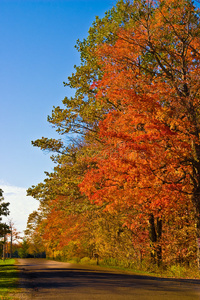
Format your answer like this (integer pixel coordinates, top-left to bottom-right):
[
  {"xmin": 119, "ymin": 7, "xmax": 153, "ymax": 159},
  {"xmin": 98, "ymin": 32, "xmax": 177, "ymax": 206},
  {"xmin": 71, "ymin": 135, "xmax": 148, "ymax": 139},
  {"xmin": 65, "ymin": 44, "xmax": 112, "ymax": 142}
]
[
  {"xmin": 48, "ymin": 255, "xmax": 200, "ymax": 280},
  {"xmin": 0, "ymin": 259, "xmax": 18, "ymax": 300}
]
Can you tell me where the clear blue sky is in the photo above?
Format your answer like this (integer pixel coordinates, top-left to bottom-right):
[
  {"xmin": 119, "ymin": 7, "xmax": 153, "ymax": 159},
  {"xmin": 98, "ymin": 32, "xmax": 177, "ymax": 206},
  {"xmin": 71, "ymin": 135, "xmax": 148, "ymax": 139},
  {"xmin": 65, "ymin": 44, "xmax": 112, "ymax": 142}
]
[
  {"xmin": 0, "ymin": 0, "xmax": 114, "ymax": 189},
  {"xmin": 0, "ymin": 0, "xmax": 115, "ymax": 233}
]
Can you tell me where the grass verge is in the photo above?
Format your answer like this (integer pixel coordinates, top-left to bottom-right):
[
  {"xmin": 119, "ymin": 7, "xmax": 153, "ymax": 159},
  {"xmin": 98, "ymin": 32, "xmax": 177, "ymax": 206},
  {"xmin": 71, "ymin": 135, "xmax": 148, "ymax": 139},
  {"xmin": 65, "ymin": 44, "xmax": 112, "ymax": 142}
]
[
  {"xmin": 0, "ymin": 259, "xmax": 18, "ymax": 300},
  {"xmin": 64, "ymin": 257, "xmax": 200, "ymax": 279}
]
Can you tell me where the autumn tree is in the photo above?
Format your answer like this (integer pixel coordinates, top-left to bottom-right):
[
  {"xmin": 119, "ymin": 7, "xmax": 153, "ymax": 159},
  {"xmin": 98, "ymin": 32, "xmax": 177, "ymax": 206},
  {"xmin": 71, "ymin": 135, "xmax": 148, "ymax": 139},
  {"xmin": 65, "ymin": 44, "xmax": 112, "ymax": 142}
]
[
  {"xmin": 27, "ymin": 0, "xmax": 200, "ymax": 269},
  {"xmin": 27, "ymin": 145, "xmax": 99, "ymax": 258},
  {"xmin": 27, "ymin": 141, "xmax": 138, "ymax": 262},
  {"xmin": 24, "ymin": 211, "xmax": 46, "ymax": 257},
  {"xmin": 79, "ymin": 0, "xmax": 200, "ymax": 267},
  {"xmin": 27, "ymin": 0, "xmax": 141, "ymax": 261}
]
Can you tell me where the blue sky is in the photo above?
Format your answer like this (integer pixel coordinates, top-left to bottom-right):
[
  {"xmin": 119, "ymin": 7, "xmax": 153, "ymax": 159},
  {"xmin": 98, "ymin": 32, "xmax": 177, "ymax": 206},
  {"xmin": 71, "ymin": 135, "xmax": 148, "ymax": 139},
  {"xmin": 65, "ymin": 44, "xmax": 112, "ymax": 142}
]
[{"xmin": 0, "ymin": 0, "xmax": 115, "ymax": 234}]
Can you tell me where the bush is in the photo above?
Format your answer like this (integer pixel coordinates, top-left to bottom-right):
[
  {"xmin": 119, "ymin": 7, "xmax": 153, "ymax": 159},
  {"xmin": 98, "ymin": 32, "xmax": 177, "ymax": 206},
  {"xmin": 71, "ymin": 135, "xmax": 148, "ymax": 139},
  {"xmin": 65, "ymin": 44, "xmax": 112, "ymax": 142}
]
[
  {"xmin": 80, "ymin": 257, "xmax": 90, "ymax": 264},
  {"xmin": 170, "ymin": 265, "xmax": 187, "ymax": 277}
]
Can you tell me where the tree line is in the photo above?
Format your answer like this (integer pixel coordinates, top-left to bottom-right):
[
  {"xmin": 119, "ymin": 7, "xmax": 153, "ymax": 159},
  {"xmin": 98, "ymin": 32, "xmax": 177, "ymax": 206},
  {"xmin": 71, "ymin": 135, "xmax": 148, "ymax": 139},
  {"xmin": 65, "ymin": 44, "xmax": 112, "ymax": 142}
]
[{"xmin": 26, "ymin": 0, "xmax": 200, "ymax": 271}]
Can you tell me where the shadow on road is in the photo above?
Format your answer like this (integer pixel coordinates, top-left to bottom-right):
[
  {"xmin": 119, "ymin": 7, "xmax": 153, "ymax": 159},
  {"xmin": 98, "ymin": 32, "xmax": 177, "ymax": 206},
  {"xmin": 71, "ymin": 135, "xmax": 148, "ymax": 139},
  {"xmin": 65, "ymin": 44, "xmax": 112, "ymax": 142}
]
[
  {"xmin": 18, "ymin": 265, "xmax": 200, "ymax": 290},
  {"xmin": 15, "ymin": 259, "xmax": 200, "ymax": 300}
]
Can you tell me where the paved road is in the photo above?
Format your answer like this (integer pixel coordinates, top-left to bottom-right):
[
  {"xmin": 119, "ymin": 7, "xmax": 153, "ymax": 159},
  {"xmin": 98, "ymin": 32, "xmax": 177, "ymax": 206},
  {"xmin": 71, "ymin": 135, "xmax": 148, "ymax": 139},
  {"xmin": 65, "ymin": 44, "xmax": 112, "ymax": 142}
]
[{"xmin": 13, "ymin": 259, "xmax": 200, "ymax": 300}]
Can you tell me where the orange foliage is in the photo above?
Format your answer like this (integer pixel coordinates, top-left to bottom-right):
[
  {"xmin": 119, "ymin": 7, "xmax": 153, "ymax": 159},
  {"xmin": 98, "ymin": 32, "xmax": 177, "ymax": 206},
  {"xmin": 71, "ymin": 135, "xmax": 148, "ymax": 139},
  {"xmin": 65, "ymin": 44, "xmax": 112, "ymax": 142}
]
[
  {"xmin": 80, "ymin": 0, "xmax": 200, "ymax": 263},
  {"xmin": 40, "ymin": 197, "xmax": 88, "ymax": 252}
]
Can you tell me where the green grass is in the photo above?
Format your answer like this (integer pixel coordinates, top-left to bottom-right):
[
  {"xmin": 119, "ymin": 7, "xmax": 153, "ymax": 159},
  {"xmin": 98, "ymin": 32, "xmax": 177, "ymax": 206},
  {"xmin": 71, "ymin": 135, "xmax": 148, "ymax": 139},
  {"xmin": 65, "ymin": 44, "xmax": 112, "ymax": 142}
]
[{"xmin": 0, "ymin": 259, "xmax": 18, "ymax": 300}]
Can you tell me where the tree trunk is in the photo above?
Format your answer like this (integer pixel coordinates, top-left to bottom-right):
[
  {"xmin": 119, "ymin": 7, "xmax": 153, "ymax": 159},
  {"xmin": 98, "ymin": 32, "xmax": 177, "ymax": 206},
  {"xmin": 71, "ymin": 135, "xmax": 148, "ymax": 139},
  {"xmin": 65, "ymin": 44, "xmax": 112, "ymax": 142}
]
[
  {"xmin": 195, "ymin": 195, "xmax": 200, "ymax": 269},
  {"xmin": 148, "ymin": 214, "xmax": 157, "ymax": 264},
  {"xmin": 148, "ymin": 214, "xmax": 162, "ymax": 266},
  {"xmin": 156, "ymin": 218, "xmax": 162, "ymax": 266},
  {"xmin": 191, "ymin": 141, "xmax": 200, "ymax": 268},
  {"xmin": 192, "ymin": 142, "xmax": 200, "ymax": 269}
]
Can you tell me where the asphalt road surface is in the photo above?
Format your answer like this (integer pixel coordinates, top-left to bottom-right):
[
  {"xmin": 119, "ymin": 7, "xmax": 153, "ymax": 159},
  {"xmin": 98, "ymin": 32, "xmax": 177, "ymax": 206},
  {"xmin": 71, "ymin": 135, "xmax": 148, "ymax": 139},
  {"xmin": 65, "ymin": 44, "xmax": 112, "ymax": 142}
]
[{"xmin": 13, "ymin": 258, "xmax": 200, "ymax": 300}]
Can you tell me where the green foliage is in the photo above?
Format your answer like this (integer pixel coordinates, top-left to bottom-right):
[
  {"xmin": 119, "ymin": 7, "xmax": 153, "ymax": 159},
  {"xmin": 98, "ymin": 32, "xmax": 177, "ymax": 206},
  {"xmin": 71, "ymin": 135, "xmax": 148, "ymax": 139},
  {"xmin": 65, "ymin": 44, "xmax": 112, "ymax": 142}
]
[
  {"xmin": 67, "ymin": 257, "xmax": 81, "ymax": 264},
  {"xmin": 80, "ymin": 257, "xmax": 90, "ymax": 264},
  {"xmin": 18, "ymin": 239, "xmax": 29, "ymax": 258},
  {"xmin": 0, "ymin": 189, "xmax": 10, "ymax": 237},
  {"xmin": 0, "ymin": 259, "xmax": 18, "ymax": 299}
]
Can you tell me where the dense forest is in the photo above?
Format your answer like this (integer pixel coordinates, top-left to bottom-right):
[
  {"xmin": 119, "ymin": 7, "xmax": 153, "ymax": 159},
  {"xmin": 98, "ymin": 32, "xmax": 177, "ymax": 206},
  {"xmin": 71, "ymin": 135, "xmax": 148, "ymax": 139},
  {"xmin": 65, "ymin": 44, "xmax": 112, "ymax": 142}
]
[{"xmin": 25, "ymin": 0, "xmax": 200, "ymax": 272}]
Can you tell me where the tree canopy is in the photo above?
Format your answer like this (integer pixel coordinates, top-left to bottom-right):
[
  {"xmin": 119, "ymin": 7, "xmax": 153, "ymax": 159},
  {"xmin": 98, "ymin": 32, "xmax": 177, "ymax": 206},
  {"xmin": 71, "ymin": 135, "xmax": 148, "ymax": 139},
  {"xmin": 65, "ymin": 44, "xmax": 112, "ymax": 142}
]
[
  {"xmin": 0, "ymin": 189, "xmax": 10, "ymax": 237},
  {"xmin": 27, "ymin": 0, "xmax": 200, "ymax": 270}
]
